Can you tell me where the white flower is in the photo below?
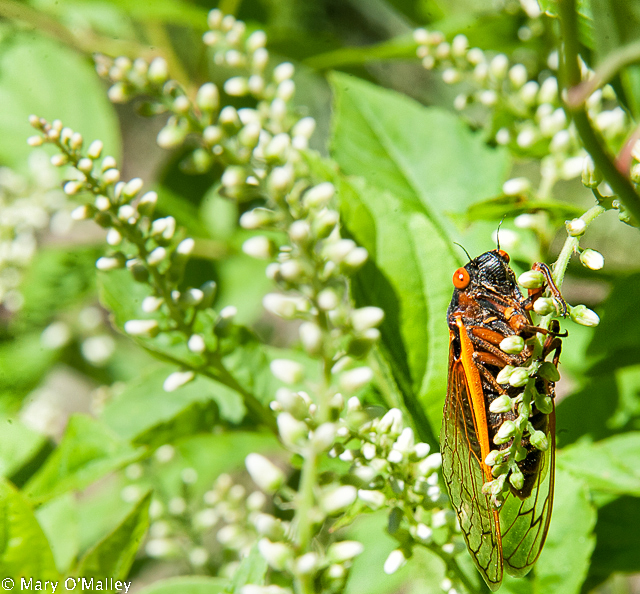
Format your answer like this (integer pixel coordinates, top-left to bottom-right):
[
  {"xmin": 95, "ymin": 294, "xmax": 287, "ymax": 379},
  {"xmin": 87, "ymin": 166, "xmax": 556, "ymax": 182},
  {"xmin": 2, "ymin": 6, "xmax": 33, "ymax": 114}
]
[
  {"xmin": 357, "ymin": 489, "xmax": 386, "ymax": 509},
  {"xmin": 257, "ymin": 538, "xmax": 292, "ymax": 571},
  {"xmin": 41, "ymin": 322, "xmax": 71, "ymax": 349},
  {"xmin": 416, "ymin": 523, "xmax": 433, "ymax": 542},
  {"xmin": 580, "ymin": 249, "xmax": 604, "ymax": 270},
  {"xmin": 383, "ymin": 549, "xmax": 406, "ymax": 574},
  {"xmin": 311, "ymin": 423, "xmax": 336, "ymax": 451},
  {"xmin": 277, "ymin": 412, "xmax": 307, "ymax": 446},
  {"xmin": 378, "ymin": 408, "xmax": 403, "ymax": 434},
  {"xmin": 502, "ymin": 177, "xmax": 530, "ymax": 196},
  {"xmin": 177, "ymin": 238, "xmax": 195, "ymax": 256},
  {"xmin": 187, "ymin": 334, "xmax": 206, "ymax": 353},
  {"xmin": 124, "ymin": 319, "xmax": 159, "ymax": 337},
  {"xmin": 327, "ymin": 540, "xmax": 364, "ymax": 563},
  {"xmin": 246, "ymin": 453, "xmax": 285, "ymax": 492},
  {"xmin": 96, "ymin": 256, "xmax": 123, "ymax": 271},
  {"xmin": 273, "ymin": 62, "xmax": 295, "ymax": 83},
  {"xmin": 570, "ymin": 304, "xmax": 600, "ymax": 327},
  {"xmin": 340, "ymin": 367, "xmax": 373, "ymax": 392},
  {"xmin": 351, "ymin": 306, "xmax": 385, "ymax": 331},
  {"xmin": 321, "ymin": 485, "xmax": 357, "ymax": 514},
  {"xmin": 164, "ymin": 370, "xmax": 195, "ymax": 392},
  {"xmin": 270, "ymin": 359, "xmax": 304, "ymax": 384}
]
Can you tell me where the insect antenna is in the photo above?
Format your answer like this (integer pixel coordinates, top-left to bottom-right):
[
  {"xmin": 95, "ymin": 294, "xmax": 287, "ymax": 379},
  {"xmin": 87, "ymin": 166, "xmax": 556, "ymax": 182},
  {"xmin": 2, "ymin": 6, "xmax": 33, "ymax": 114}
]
[
  {"xmin": 453, "ymin": 242, "xmax": 472, "ymax": 262},
  {"xmin": 495, "ymin": 215, "xmax": 507, "ymax": 250}
]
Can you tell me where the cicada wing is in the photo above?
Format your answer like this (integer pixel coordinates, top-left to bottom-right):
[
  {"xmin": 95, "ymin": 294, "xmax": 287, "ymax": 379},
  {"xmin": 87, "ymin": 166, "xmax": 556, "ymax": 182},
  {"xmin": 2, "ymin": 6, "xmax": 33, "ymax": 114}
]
[
  {"xmin": 500, "ymin": 408, "xmax": 555, "ymax": 577},
  {"xmin": 441, "ymin": 347, "xmax": 503, "ymax": 591}
]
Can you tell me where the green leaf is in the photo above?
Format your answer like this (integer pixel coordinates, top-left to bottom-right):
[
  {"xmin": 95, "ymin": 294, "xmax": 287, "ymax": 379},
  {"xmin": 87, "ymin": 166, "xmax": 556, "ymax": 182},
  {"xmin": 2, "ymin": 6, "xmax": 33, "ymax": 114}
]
[
  {"xmin": 36, "ymin": 494, "xmax": 79, "ymax": 574},
  {"xmin": 330, "ymin": 72, "xmax": 509, "ymax": 251},
  {"xmin": 0, "ymin": 30, "xmax": 120, "ymax": 171},
  {"xmin": 0, "ymin": 333, "xmax": 59, "ymax": 413},
  {"xmin": 76, "ymin": 491, "xmax": 151, "ymax": 580},
  {"xmin": 582, "ymin": 495, "xmax": 640, "ymax": 591},
  {"xmin": 533, "ymin": 469, "xmax": 596, "ymax": 594},
  {"xmin": 462, "ymin": 195, "xmax": 583, "ymax": 225},
  {"xmin": 139, "ymin": 577, "xmax": 226, "ymax": 594},
  {"xmin": 339, "ymin": 177, "xmax": 452, "ymax": 446},
  {"xmin": 587, "ymin": 272, "xmax": 640, "ymax": 368},
  {"xmin": 24, "ymin": 415, "xmax": 143, "ymax": 504},
  {"xmin": 18, "ymin": 246, "xmax": 100, "ymax": 330},
  {"xmin": 557, "ymin": 432, "xmax": 640, "ymax": 497},
  {"xmin": 0, "ymin": 416, "xmax": 46, "ymax": 479},
  {"xmin": 331, "ymin": 73, "xmax": 509, "ymax": 437},
  {"xmin": 0, "ymin": 479, "xmax": 58, "ymax": 580},
  {"xmin": 154, "ymin": 431, "xmax": 281, "ymax": 499},
  {"xmin": 225, "ymin": 544, "xmax": 268, "ymax": 593},
  {"xmin": 101, "ymin": 365, "xmax": 244, "ymax": 443}
]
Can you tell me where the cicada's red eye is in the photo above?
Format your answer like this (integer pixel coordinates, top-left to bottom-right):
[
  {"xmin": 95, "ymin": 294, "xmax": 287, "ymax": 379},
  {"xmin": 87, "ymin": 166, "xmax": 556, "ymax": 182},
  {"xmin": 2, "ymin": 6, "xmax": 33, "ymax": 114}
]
[
  {"xmin": 453, "ymin": 267, "xmax": 470, "ymax": 289},
  {"xmin": 497, "ymin": 249, "xmax": 510, "ymax": 262}
]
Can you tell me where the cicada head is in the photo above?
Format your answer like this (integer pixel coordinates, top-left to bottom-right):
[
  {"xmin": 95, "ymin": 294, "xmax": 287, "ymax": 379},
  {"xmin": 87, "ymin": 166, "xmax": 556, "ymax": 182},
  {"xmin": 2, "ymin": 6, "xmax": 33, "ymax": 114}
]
[{"xmin": 451, "ymin": 249, "xmax": 517, "ymax": 296}]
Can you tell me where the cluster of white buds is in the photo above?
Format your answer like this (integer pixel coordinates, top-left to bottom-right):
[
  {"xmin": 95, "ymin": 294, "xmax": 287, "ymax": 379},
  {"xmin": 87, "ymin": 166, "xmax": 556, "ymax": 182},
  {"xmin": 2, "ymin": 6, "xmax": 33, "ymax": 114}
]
[
  {"xmin": 28, "ymin": 116, "xmax": 239, "ymax": 394},
  {"xmin": 0, "ymin": 154, "xmax": 71, "ymax": 312},
  {"xmin": 326, "ymin": 405, "xmax": 466, "ymax": 585},
  {"xmin": 481, "ymin": 265, "xmax": 599, "ymax": 503},
  {"xmin": 413, "ymin": 28, "xmax": 629, "ymax": 193},
  {"xmin": 95, "ymin": 8, "xmax": 309, "ymax": 179}
]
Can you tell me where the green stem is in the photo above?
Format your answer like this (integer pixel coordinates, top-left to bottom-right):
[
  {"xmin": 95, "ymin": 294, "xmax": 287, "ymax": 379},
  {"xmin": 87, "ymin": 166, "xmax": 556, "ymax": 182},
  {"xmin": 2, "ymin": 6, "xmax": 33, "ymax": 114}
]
[
  {"xmin": 557, "ymin": 0, "xmax": 640, "ymax": 224},
  {"xmin": 551, "ymin": 204, "xmax": 605, "ymax": 290}
]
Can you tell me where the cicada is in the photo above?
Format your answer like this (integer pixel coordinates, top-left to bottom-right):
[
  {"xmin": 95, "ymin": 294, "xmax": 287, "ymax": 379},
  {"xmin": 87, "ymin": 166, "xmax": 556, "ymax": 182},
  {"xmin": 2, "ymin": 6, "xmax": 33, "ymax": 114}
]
[{"xmin": 440, "ymin": 249, "xmax": 566, "ymax": 590}]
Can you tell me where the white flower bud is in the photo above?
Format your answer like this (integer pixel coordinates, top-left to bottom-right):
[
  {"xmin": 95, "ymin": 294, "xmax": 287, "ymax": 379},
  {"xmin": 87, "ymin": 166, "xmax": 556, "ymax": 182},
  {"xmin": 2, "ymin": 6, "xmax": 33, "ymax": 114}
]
[
  {"xmin": 242, "ymin": 236, "xmax": 274, "ymax": 259},
  {"xmin": 164, "ymin": 370, "xmax": 195, "ymax": 392},
  {"xmin": 246, "ymin": 454, "xmax": 285, "ymax": 492},
  {"xmin": 351, "ymin": 306, "xmax": 385, "ymax": 331},
  {"xmin": 317, "ymin": 288, "xmax": 339, "ymax": 311},
  {"xmin": 416, "ymin": 523, "xmax": 433, "ymax": 542},
  {"xmin": 494, "ymin": 420, "xmax": 517, "ymax": 444},
  {"xmin": 273, "ymin": 62, "xmax": 295, "ymax": 83},
  {"xmin": 142, "ymin": 296, "xmax": 164, "ymax": 313},
  {"xmin": 566, "ymin": 217, "xmax": 586, "ymax": 236},
  {"xmin": 268, "ymin": 165, "xmax": 294, "ymax": 193},
  {"xmin": 71, "ymin": 205, "xmax": 92, "ymax": 220},
  {"xmin": 105, "ymin": 229, "xmax": 122, "ymax": 246},
  {"xmin": 378, "ymin": 408, "xmax": 403, "ymax": 435},
  {"xmin": 277, "ymin": 79, "xmax": 295, "ymax": 101},
  {"xmin": 123, "ymin": 177, "xmax": 144, "ymax": 198},
  {"xmin": 414, "ymin": 442, "xmax": 430, "ymax": 458},
  {"xmin": 303, "ymin": 182, "xmax": 335, "ymax": 208},
  {"xmin": 340, "ymin": 367, "xmax": 373, "ymax": 392},
  {"xmin": 27, "ymin": 135, "xmax": 44, "ymax": 147},
  {"xmin": 502, "ymin": 177, "xmax": 530, "ymax": 196},
  {"xmin": 550, "ymin": 129, "xmax": 571, "ymax": 153},
  {"xmin": 280, "ymin": 259, "xmax": 304, "ymax": 281},
  {"xmin": 299, "ymin": 322, "xmax": 323, "ymax": 355},
  {"xmin": 518, "ymin": 270, "xmax": 545, "ymax": 289},
  {"xmin": 538, "ymin": 77, "xmax": 558, "ymax": 103},
  {"xmin": 187, "ymin": 334, "xmax": 206, "ymax": 353},
  {"xmin": 124, "ymin": 319, "xmax": 160, "ymax": 337},
  {"xmin": 394, "ymin": 427, "xmax": 415, "ymax": 454},
  {"xmin": 148, "ymin": 57, "xmax": 169, "ymax": 84},
  {"xmin": 64, "ymin": 181, "xmax": 83, "ymax": 195},
  {"xmin": 361, "ymin": 443, "xmax": 376, "ymax": 460},
  {"xmin": 500, "ymin": 335, "xmax": 524, "ymax": 354},
  {"xmin": 451, "ymin": 34, "xmax": 468, "ymax": 56},
  {"xmin": 442, "ymin": 68, "xmax": 461, "ymax": 84},
  {"xmin": 533, "ymin": 297, "xmax": 556, "ymax": 316},
  {"xmin": 530, "ymin": 429, "xmax": 549, "ymax": 451},
  {"xmin": 270, "ymin": 359, "xmax": 304, "ymax": 384},
  {"xmin": 257, "ymin": 538, "xmax": 292, "ymax": 571},
  {"xmin": 580, "ymin": 249, "xmax": 604, "ymax": 270},
  {"xmin": 321, "ymin": 485, "xmax": 357, "ymax": 514},
  {"xmin": 263, "ymin": 293, "xmax": 303, "ymax": 319},
  {"xmin": 85, "ymin": 139, "xmax": 103, "ymax": 159},
  {"xmin": 418, "ymin": 453, "xmax": 442, "ymax": 476},
  {"xmin": 509, "ymin": 63, "xmax": 528, "ymax": 88},
  {"xmin": 328, "ymin": 541, "xmax": 364, "ymax": 563},
  {"xmin": 496, "ymin": 365, "xmax": 514, "ymax": 384},
  {"xmin": 292, "ymin": 117, "xmax": 316, "ymax": 139},
  {"xmin": 509, "ymin": 367, "xmax": 530, "ymax": 387},
  {"xmin": 570, "ymin": 304, "xmax": 600, "ymax": 327},
  {"xmin": 384, "ymin": 550, "xmax": 406, "ymax": 575},
  {"xmin": 148, "ymin": 247, "xmax": 167, "ymax": 266},
  {"xmin": 103, "ymin": 168, "xmax": 120, "ymax": 184},
  {"xmin": 246, "ymin": 29, "xmax": 267, "ymax": 51},
  {"xmin": 289, "ymin": 220, "xmax": 311, "ymax": 243},
  {"xmin": 277, "ymin": 412, "xmax": 308, "ymax": 446},
  {"xmin": 520, "ymin": 80, "xmax": 539, "ymax": 105},
  {"xmin": 356, "ymin": 489, "xmax": 385, "ymax": 510},
  {"xmin": 490, "ymin": 54, "xmax": 509, "ymax": 78},
  {"xmin": 324, "ymin": 239, "xmax": 356, "ymax": 264},
  {"xmin": 96, "ymin": 256, "xmax": 124, "ymax": 271},
  {"xmin": 224, "ymin": 76, "xmax": 248, "ymax": 96},
  {"xmin": 489, "ymin": 394, "xmax": 512, "ymax": 413},
  {"xmin": 582, "ymin": 155, "xmax": 603, "ymax": 188},
  {"xmin": 311, "ymin": 423, "xmax": 336, "ymax": 452},
  {"xmin": 176, "ymin": 238, "xmax": 195, "ymax": 257},
  {"xmin": 118, "ymin": 205, "xmax": 137, "ymax": 222},
  {"xmin": 479, "ymin": 89, "xmax": 498, "ymax": 106},
  {"xmin": 77, "ymin": 158, "xmax": 94, "ymax": 173}
]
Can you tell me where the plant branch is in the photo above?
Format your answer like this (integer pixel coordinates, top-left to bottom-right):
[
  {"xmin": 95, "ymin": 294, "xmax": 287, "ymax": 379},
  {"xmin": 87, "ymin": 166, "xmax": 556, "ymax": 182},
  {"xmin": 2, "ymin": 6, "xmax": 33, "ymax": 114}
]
[{"xmin": 557, "ymin": 0, "xmax": 640, "ymax": 224}]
